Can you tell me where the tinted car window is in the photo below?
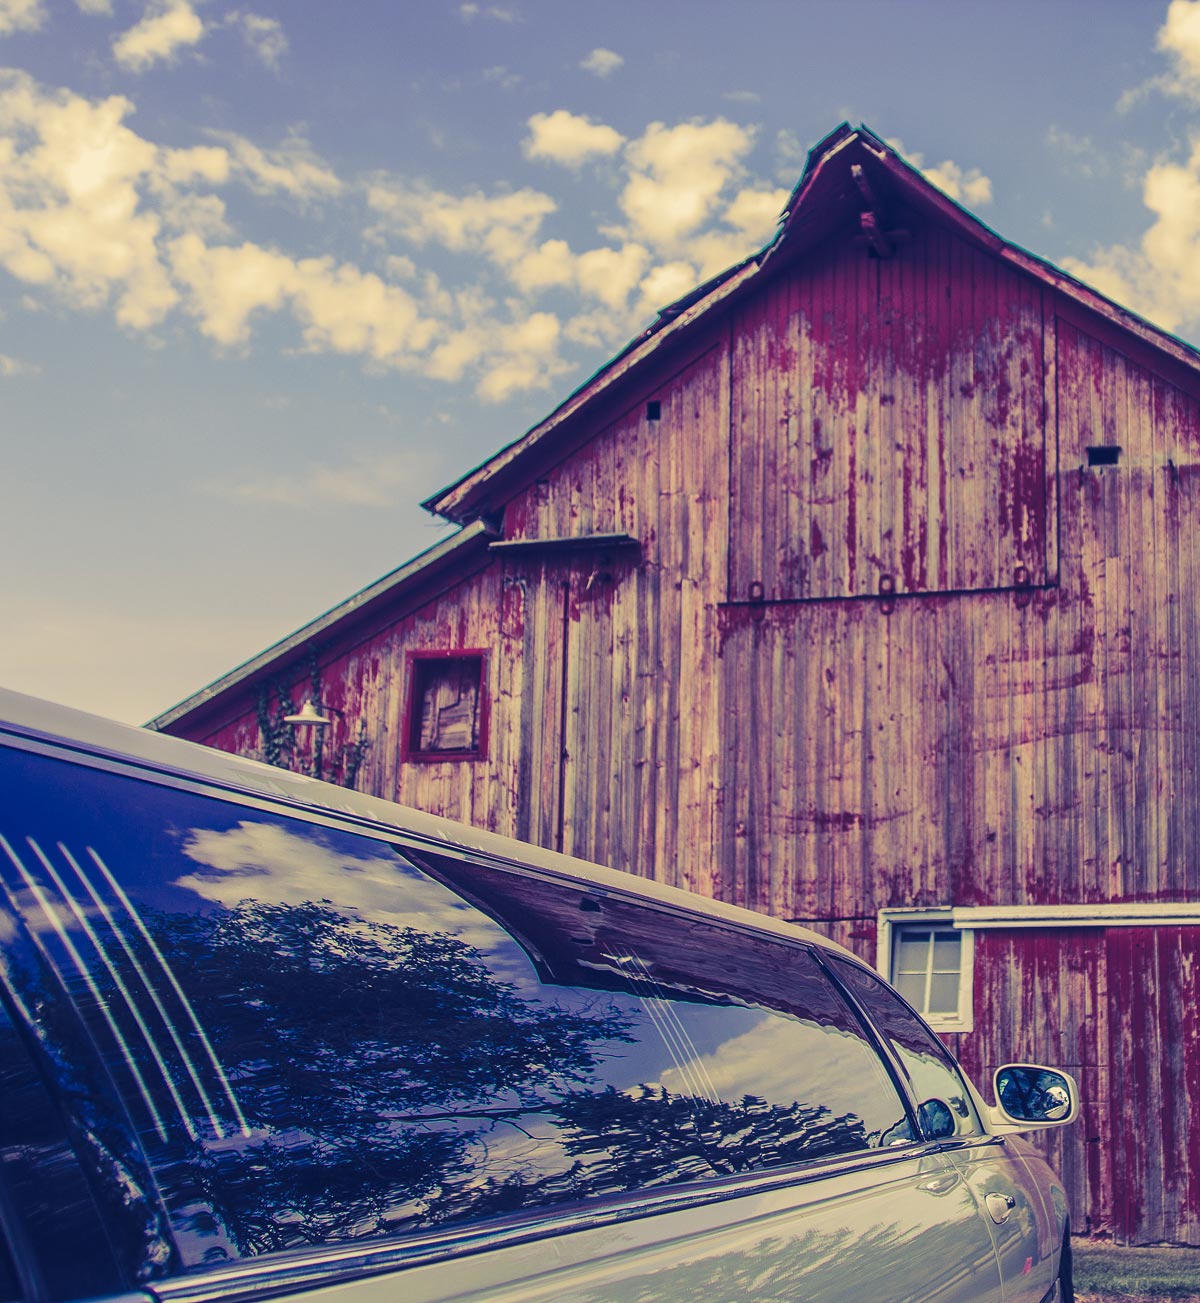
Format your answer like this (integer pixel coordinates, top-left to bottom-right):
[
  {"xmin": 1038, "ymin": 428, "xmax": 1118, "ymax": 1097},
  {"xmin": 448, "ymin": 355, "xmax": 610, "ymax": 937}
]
[
  {"xmin": 0, "ymin": 1228, "xmax": 19, "ymax": 1303},
  {"xmin": 0, "ymin": 994, "xmax": 127, "ymax": 1300},
  {"xmin": 0, "ymin": 745, "xmax": 910, "ymax": 1274},
  {"xmin": 827, "ymin": 957, "xmax": 983, "ymax": 1140}
]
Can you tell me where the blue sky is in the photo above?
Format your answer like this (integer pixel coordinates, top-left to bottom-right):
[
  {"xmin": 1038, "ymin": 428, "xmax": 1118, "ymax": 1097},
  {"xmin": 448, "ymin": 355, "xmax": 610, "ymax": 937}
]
[{"xmin": 3, "ymin": 0, "xmax": 1199, "ymax": 724}]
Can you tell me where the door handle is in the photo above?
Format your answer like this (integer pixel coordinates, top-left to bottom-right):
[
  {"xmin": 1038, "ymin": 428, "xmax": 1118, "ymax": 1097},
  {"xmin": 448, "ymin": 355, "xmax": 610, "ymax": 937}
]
[{"xmin": 985, "ymin": 1192, "xmax": 1016, "ymax": 1224}]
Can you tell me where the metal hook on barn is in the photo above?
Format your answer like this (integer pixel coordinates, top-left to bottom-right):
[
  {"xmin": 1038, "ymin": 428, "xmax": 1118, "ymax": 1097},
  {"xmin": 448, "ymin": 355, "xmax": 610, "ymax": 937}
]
[{"xmin": 878, "ymin": 573, "xmax": 896, "ymax": 615}]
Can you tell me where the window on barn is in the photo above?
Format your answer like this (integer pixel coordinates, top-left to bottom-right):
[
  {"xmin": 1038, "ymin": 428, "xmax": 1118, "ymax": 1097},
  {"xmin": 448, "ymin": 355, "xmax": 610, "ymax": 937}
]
[
  {"xmin": 878, "ymin": 911, "xmax": 974, "ymax": 1033},
  {"xmin": 405, "ymin": 652, "xmax": 487, "ymax": 760}
]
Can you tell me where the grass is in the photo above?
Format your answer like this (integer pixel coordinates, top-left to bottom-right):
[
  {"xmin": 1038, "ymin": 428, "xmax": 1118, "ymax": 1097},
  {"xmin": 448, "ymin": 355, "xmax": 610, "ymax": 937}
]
[{"xmin": 1074, "ymin": 1240, "xmax": 1200, "ymax": 1301}]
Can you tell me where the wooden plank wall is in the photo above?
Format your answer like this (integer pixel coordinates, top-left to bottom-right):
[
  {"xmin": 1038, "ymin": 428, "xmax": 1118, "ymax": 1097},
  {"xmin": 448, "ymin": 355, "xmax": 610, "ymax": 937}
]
[
  {"xmin": 719, "ymin": 311, "xmax": 1200, "ymax": 923},
  {"xmin": 952, "ymin": 926, "xmax": 1200, "ymax": 1244},
  {"xmin": 498, "ymin": 343, "xmax": 730, "ymax": 892},
  {"xmin": 728, "ymin": 223, "xmax": 1048, "ymax": 603}
]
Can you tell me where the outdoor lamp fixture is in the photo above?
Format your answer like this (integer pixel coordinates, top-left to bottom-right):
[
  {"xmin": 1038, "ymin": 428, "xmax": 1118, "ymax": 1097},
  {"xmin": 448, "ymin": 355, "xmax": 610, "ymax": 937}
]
[
  {"xmin": 283, "ymin": 699, "xmax": 331, "ymax": 728},
  {"xmin": 280, "ymin": 695, "xmax": 365, "ymax": 788}
]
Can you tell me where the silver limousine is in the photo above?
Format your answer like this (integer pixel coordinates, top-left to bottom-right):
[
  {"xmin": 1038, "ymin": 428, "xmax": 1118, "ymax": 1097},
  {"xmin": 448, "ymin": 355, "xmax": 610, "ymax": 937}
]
[{"xmin": 0, "ymin": 687, "xmax": 1078, "ymax": 1303}]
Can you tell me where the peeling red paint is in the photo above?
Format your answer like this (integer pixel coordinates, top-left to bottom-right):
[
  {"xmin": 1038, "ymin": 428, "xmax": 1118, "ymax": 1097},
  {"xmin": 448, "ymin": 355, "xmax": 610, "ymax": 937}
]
[{"xmin": 810, "ymin": 518, "xmax": 827, "ymax": 560}]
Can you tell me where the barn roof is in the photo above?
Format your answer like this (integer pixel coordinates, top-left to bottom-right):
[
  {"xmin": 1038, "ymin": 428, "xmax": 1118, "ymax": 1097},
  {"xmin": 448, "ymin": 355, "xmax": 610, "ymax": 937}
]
[{"xmin": 424, "ymin": 122, "xmax": 1200, "ymax": 526}]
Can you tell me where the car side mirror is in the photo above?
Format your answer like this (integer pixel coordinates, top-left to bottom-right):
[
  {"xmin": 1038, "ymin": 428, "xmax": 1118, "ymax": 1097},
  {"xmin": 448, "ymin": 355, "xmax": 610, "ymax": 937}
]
[{"xmin": 990, "ymin": 1063, "xmax": 1080, "ymax": 1132}]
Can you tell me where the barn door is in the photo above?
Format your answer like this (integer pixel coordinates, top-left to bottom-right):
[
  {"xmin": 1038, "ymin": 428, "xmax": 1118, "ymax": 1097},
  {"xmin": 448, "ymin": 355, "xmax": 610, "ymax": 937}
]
[{"xmin": 729, "ymin": 224, "xmax": 1050, "ymax": 602}]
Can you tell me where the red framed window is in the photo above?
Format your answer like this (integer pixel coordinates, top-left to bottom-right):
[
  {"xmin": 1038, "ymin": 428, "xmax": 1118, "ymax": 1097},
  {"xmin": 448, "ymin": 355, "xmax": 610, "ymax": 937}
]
[{"xmin": 403, "ymin": 651, "xmax": 488, "ymax": 761}]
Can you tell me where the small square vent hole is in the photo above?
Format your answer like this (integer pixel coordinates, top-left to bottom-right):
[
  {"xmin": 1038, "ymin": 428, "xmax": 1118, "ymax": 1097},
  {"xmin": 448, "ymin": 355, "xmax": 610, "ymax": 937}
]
[
  {"xmin": 646, "ymin": 400, "xmax": 661, "ymax": 421},
  {"xmin": 1087, "ymin": 446, "xmax": 1121, "ymax": 467}
]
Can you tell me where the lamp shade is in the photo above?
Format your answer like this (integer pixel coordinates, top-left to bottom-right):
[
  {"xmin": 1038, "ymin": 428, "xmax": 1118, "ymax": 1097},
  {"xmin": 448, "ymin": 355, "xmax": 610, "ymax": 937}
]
[{"xmin": 283, "ymin": 699, "xmax": 332, "ymax": 728}]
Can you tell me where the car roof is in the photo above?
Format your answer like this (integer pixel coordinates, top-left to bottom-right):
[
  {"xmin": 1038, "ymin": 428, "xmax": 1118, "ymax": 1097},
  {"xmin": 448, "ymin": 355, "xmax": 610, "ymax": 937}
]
[{"xmin": 0, "ymin": 686, "xmax": 854, "ymax": 960}]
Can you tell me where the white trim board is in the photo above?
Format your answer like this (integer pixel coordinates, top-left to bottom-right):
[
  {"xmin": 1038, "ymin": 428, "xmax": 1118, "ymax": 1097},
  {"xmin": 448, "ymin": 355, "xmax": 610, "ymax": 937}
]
[{"xmin": 882, "ymin": 904, "xmax": 1200, "ymax": 931}]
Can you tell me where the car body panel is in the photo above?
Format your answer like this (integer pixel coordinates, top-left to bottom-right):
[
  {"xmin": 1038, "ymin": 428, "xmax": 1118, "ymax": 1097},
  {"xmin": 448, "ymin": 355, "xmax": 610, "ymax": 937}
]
[{"xmin": 153, "ymin": 1152, "xmax": 1001, "ymax": 1303}]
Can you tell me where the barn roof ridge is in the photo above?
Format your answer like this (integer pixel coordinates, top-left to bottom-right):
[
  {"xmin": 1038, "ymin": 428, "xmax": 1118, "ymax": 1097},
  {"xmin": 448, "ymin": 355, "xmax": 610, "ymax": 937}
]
[{"xmin": 424, "ymin": 122, "xmax": 1200, "ymax": 525}]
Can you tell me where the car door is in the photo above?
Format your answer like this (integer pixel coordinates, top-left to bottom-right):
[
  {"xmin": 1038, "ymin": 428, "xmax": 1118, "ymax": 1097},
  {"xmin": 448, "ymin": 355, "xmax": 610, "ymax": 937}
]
[
  {"xmin": 940, "ymin": 1138, "xmax": 1052, "ymax": 1303},
  {"xmin": 825, "ymin": 956, "xmax": 1050, "ymax": 1303}
]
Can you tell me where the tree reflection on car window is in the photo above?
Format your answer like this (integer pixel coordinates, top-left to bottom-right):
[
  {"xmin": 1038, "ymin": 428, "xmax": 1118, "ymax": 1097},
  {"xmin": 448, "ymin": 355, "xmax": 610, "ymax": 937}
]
[{"xmin": 0, "ymin": 746, "xmax": 912, "ymax": 1274}]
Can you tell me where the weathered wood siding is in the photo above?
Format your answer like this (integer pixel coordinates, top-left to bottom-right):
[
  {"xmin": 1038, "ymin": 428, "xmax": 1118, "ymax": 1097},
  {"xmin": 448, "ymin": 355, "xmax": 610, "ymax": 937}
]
[
  {"xmin": 720, "ymin": 306, "xmax": 1200, "ymax": 923},
  {"xmin": 198, "ymin": 567, "xmax": 507, "ymax": 828},
  {"xmin": 953, "ymin": 926, "xmax": 1200, "ymax": 1244},
  {"xmin": 729, "ymin": 225, "xmax": 1050, "ymax": 602},
  {"xmin": 498, "ymin": 342, "xmax": 730, "ymax": 891}
]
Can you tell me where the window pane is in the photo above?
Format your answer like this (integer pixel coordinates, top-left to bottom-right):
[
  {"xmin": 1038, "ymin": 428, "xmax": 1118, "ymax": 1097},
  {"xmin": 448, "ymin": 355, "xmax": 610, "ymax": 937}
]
[
  {"xmin": 0, "ymin": 746, "xmax": 911, "ymax": 1275},
  {"xmin": 894, "ymin": 932, "xmax": 930, "ymax": 975},
  {"xmin": 828, "ymin": 958, "xmax": 983, "ymax": 1141},
  {"xmin": 0, "ymin": 1231, "xmax": 19, "ymax": 1303},
  {"xmin": 893, "ymin": 972, "xmax": 926, "ymax": 1008},
  {"xmin": 931, "ymin": 931, "xmax": 961, "ymax": 973},
  {"xmin": 928, "ymin": 974, "xmax": 960, "ymax": 1015},
  {"xmin": 0, "ymin": 993, "xmax": 127, "ymax": 1299}
]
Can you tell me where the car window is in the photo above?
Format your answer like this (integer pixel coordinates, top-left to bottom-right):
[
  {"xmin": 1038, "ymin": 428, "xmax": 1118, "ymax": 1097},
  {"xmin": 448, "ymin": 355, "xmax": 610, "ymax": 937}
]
[
  {"xmin": 0, "ymin": 745, "xmax": 912, "ymax": 1274},
  {"xmin": 825, "ymin": 957, "xmax": 984, "ymax": 1140},
  {"xmin": 0, "ymin": 991, "xmax": 128, "ymax": 1301},
  {"xmin": 0, "ymin": 1230, "xmax": 19, "ymax": 1303}
]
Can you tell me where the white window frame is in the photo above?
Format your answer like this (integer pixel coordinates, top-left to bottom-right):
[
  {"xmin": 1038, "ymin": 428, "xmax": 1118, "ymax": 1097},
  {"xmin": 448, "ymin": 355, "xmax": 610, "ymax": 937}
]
[{"xmin": 877, "ymin": 908, "xmax": 975, "ymax": 1034}]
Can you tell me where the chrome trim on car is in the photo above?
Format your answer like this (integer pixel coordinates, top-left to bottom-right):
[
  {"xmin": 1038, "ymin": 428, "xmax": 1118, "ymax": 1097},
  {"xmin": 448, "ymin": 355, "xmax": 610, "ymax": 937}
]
[{"xmin": 150, "ymin": 1146, "xmax": 930, "ymax": 1303}]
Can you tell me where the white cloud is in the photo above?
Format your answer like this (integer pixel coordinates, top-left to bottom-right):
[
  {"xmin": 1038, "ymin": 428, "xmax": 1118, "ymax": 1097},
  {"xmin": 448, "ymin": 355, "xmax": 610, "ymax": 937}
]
[
  {"xmin": 573, "ymin": 243, "xmax": 652, "ymax": 309},
  {"xmin": 774, "ymin": 127, "xmax": 809, "ymax": 184},
  {"xmin": 523, "ymin": 110, "xmax": 624, "ymax": 168},
  {"xmin": 1159, "ymin": 0, "xmax": 1200, "ymax": 97},
  {"xmin": 0, "ymin": 352, "xmax": 38, "ymax": 375},
  {"xmin": 891, "ymin": 140, "xmax": 992, "ymax": 208},
  {"xmin": 0, "ymin": 76, "xmax": 786, "ymax": 403},
  {"xmin": 674, "ymin": 187, "xmax": 785, "ymax": 281},
  {"xmin": 208, "ymin": 130, "xmax": 341, "ymax": 201},
  {"xmin": 165, "ymin": 234, "xmax": 299, "ymax": 344},
  {"xmin": 476, "ymin": 310, "xmax": 564, "ymax": 401},
  {"xmin": 620, "ymin": 118, "xmax": 756, "ymax": 251},
  {"xmin": 580, "ymin": 47, "xmax": 623, "ymax": 78},
  {"xmin": 1062, "ymin": 138, "xmax": 1200, "ymax": 333},
  {"xmin": 722, "ymin": 186, "xmax": 788, "ymax": 236},
  {"xmin": 458, "ymin": 2, "xmax": 517, "ymax": 21},
  {"xmin": 0, "ymin": 73, "xmax": 179, "ymax": 327},
  {"xmin": 113, "ymin": 0, "xmax": 205, "ymax": 72},
  {"xmin": 635, "ymin": 259, "xmax": 701, "ymax": 315},
  {"xmin": 231, "ymin": 12, "xmax": 287, "ymax": 71},
  {"xmin": 209, "ymin": 449, "xmax": 436, "ymax": 508},
  {"xmin": 0, "ymin": 0, "xmax": 43, "ymax": 32},
  {"xmin": 1045, "ymin": 125, "xmax": 1111, "ymax": 181},
  {"xmin": 482, "ymin": 65, "xmax": 522, "ymax": 91},
  {"xmin": 368, "ymin": 180, "xmax": 557, "ymax": 261},
  {"xmin": 166, "ymin": 234, "xmax": 437, "ymax": 362},
  {"xmin": 922, "ymin": 159, "xmax": 992, "ymax": 208},
  {"xmin": 176, "ymin": 821, "xmax": 511, "ymax": 958},
  {"xmin": 1057, "ymin": 7, "xmax": 1200, "ymax": 335},
  {"xmin": 653, "ymin": 1012, "xmax": 908, "ymax": 1125}
]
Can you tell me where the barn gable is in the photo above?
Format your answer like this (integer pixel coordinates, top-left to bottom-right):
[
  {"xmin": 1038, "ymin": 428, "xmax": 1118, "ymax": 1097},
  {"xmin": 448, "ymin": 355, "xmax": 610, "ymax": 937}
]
[{"xmin": 424, "ymin": 123, "xmax": 1200, "ymax": 545}]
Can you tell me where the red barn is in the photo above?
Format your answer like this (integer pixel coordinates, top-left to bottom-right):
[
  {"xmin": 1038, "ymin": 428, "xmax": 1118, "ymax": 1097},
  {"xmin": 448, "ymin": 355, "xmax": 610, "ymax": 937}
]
[{"xmin": 154, "ymin": 124, "xmax": 1200, "ymax": 1246}]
